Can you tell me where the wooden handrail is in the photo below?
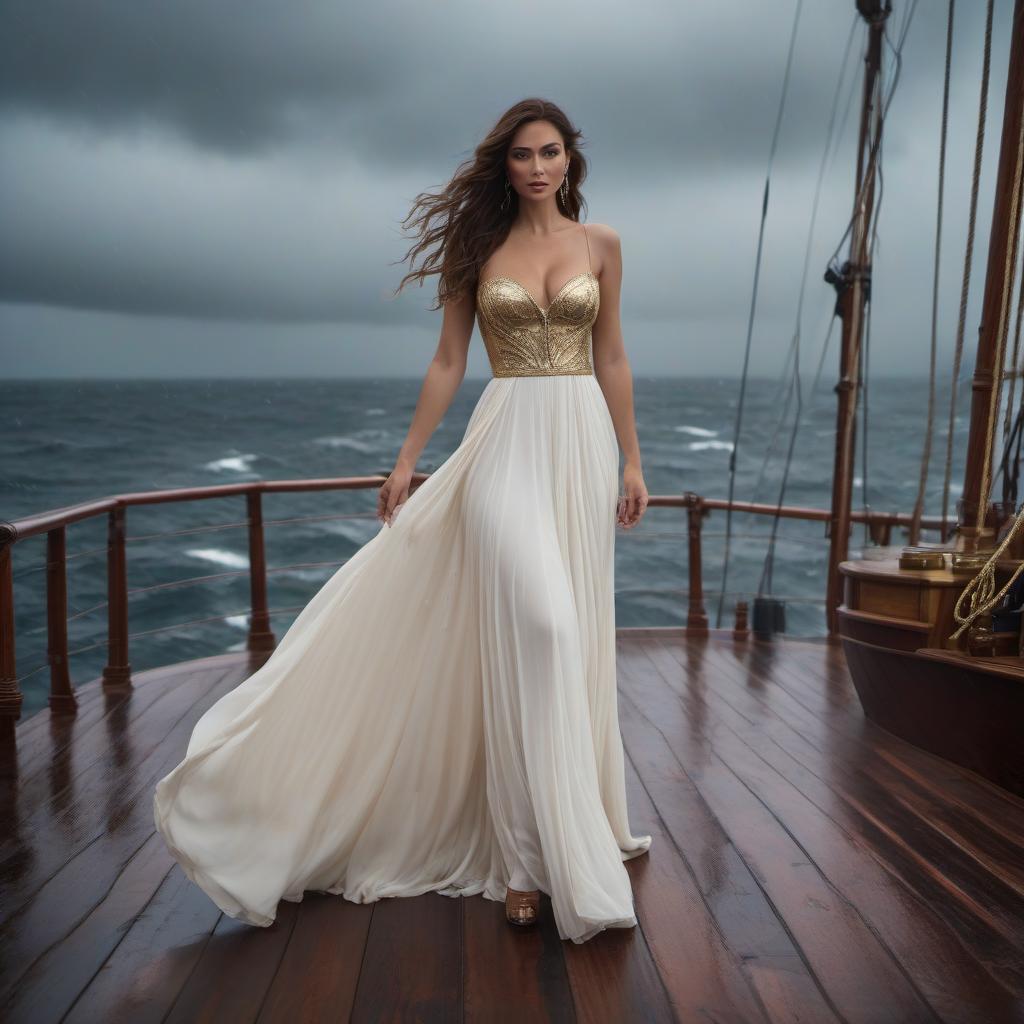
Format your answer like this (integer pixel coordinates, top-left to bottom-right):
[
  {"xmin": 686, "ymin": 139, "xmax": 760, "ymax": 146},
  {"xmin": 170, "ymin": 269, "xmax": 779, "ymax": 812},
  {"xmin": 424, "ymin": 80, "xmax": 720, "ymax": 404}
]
[
  {"xmin": 2, "ymin": 479, "xmax": 945, "ymax": 545},
  {"xmin": 3, "ymin": 474, "xmax": 414, "ymax": 543},
  {"xmin": 0, "ymin": 473, "xmax": 949, "ymax": 762}
]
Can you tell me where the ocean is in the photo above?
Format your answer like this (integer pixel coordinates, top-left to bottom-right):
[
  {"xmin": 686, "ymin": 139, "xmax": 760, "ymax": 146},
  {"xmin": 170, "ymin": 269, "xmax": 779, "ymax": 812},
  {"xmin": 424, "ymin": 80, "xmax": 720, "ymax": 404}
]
[{"xmin": 2, "ymin": 376, "xmax": 970, "ymax": 717}]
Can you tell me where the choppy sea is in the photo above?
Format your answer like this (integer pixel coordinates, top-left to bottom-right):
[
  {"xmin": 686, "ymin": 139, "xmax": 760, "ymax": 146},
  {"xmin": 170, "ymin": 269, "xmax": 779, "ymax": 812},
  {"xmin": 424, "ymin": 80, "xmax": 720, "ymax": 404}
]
[{"xmin": 2, "ymin": 376, "xmax": 970, "ymax": 716}]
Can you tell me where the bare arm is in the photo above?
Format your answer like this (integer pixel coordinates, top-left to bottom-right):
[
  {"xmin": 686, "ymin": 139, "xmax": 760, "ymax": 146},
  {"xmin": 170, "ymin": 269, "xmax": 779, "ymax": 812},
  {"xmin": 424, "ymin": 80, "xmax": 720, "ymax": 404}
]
[
  {"xmin": 590, "ymin": 224, "xmax": 649, "ymax": 530},
  {"xmin": 377, "ymin": 286, "xmax": 476, "ymax": 525}
]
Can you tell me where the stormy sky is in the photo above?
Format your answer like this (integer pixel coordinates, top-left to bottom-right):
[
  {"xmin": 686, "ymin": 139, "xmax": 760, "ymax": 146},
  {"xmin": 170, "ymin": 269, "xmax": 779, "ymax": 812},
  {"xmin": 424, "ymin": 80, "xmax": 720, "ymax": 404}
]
[{"xmin": 0, "ymin": 0, "xmax": 1016, "ymax": 379}]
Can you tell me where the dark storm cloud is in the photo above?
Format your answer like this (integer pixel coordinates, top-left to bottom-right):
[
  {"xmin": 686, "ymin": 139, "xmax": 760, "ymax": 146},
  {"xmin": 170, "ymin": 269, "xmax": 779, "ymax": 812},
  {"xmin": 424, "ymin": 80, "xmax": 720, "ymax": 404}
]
[
  {"xmin": 3, "ymin": 0, "xmax": 821, "ymax": 164},
  {"xmin": 0, "ymin": 2, "xmax": 387, "ymax": 156},
  {"xmin": 0, "ymin": 0, "xmax": 1016, "ymax": 373},
  {"xmin": 2, "ymin": 1, "xmax": 991, "ymax": 166}
]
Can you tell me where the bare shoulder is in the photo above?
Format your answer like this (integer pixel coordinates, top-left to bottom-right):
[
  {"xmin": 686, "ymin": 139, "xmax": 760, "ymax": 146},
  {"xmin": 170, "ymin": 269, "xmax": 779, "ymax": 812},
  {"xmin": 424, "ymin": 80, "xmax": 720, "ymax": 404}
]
[
  {"xmin": 583, "ymin": 222, "xmax": 622, "ymax": 278},
  {"xmin": 583, "ymin": 222, "xmax": 621, "ymax": 248}
]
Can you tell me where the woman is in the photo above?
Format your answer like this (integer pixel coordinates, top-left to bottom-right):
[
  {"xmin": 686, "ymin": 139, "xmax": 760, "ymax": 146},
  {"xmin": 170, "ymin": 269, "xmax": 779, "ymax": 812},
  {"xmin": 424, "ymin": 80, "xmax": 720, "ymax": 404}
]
[{"xmin": 153, "ymin": 97, "xmax": 652, "ymax": 945}]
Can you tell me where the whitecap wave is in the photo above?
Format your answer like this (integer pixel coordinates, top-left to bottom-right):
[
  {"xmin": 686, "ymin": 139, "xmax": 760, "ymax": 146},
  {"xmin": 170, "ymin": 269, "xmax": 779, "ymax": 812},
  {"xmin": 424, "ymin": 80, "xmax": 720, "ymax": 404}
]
[
  {"xmin": 674, "ymin": 425, "xmax": 718, "ymax": 438},
  {"xmin": 204, "ymin": 454, "xmax": 258, "ymax": 473},
  {"xmin": 186, "ymin": 548, "xmax": 249, "ymax": 570},
  {"xmin": 688, "ymin": 440, "xmax": 734, "ymax": 452}
]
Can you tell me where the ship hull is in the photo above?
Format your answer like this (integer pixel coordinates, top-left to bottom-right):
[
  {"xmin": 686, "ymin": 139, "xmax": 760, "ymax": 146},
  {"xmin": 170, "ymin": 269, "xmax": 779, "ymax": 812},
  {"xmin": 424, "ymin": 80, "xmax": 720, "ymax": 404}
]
[{"xmin": 840, "ymin": 633, "xmax": 1024, "ymax": 798}]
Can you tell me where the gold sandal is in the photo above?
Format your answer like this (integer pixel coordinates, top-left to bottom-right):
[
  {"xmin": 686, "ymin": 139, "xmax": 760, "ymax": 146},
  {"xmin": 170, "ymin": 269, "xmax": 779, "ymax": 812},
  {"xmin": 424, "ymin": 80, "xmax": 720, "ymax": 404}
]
[{"xmin": 505, "ymin": 886, "xmax": 540, "ymax": 927}]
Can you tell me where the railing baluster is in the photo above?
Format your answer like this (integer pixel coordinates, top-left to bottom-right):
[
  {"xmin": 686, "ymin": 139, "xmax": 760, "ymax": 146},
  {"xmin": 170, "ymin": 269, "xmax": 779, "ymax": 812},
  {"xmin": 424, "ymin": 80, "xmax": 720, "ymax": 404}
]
[
  {"xmin": 0, "ymin": 527, "xmax": 21, "ymax": 763},
  {"xmin": 733, "ymin": 600, "xmax": 750, "ymax": 640},
  {"xmin": 102, "ymin": 506, "xmax": 132, "ymax": 691},
  {"xmin": 685, "ymin": 494, "xmax": 709, "ymax": 632},
  {"xmin": 46, "ymin": 527, "xmax": 77, "ymax": 714},
  {"xmin": 246, "ymin": 491, "xmax": 276, "ymax": 658}
]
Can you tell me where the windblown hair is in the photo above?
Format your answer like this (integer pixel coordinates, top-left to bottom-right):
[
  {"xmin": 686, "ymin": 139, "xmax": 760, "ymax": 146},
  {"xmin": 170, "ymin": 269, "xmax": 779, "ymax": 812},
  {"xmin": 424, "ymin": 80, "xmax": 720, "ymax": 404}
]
[{"xmin": 392, "ymin": 98, "xmax": 589, "ymax": 310}]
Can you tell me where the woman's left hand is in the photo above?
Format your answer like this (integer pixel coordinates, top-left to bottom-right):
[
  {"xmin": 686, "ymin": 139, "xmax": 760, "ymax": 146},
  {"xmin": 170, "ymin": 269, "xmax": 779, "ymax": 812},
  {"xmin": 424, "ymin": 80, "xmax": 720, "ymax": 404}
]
[{"xmin": 617, "ymin": 464, "xmax": 649, "ymax": 530}]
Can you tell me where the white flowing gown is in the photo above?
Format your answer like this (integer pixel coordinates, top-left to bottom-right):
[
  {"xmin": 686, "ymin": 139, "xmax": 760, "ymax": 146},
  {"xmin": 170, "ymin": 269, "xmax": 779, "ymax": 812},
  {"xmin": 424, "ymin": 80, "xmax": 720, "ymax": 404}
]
[{"xmin": 153, "ymin": 223, "xmax": 652, "ymax": 945}]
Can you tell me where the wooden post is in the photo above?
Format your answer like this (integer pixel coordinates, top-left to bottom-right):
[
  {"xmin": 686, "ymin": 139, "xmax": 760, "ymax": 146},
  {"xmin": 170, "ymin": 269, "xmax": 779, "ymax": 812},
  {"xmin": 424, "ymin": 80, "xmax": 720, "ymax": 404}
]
[
  {"xmin": 47, "ymin": 527, "xmax": 77, "ymax": 714},
  {"xmin": 0, "ymin": 526, "xmax": 20, "ymax": 764},
  {"xmin": 102, "ymin": 506, "xmax": 132, "ymax": 691},
  {"xmin": 825, "ymin": 0, "xmax": 889, "ymax": 635},
  {"xmin": 733, "ymin": 600, "xmax": 749, "ymax": 641},
  {"xmin": 686, "ymin": 494, "xmax": 709, "ymax": 632},
  {"xmin": 960, "ymin": 0, "xmax": 1024, "ymax": 541},
  {"xmin": 246, "ymin": 491, "xmax": 276, "ymax": 656}
]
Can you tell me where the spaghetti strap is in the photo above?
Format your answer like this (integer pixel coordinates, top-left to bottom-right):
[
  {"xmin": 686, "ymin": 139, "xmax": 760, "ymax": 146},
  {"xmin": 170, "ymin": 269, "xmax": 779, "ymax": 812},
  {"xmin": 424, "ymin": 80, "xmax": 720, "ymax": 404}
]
[{"xmin": 582, "ymin": 223, "xmax": 592, "ymax": 274}]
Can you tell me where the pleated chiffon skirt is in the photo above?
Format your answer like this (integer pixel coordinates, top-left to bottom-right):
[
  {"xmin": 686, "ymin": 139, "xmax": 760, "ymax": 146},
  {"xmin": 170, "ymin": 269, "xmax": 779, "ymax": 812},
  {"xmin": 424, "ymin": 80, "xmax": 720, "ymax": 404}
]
[{"xmin": 153, "ymin": 373, "xmax": 652, "ymax": 945}]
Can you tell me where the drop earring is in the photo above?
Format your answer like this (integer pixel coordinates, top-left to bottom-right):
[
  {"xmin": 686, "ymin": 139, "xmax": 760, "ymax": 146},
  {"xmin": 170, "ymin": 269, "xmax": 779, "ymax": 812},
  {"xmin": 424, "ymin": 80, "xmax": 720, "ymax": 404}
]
[
  {"xmin": 500, "ymin": 176, "xmax": 512, "ymax": 212},
  {"xmin": 560, "ymin": 164, "xmax": 569, "ymax": 207}
]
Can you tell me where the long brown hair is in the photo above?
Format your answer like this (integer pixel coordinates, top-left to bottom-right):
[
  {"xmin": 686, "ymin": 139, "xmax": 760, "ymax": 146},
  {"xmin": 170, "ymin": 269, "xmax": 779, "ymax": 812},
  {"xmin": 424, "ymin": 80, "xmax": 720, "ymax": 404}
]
[{"xmin": 391, "ymin": 98, "xmax": 589, "ymax": 310}]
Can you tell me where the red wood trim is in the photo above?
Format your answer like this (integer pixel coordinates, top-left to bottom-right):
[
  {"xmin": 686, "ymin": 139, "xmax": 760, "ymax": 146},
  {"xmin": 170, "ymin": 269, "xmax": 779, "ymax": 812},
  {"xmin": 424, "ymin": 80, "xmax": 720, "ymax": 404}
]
[
  {"xmin": 46, "ymin": 527, "xmax": 78, "ymax": 714},
  {"xmin": 102, "ymin": 506, "xmax": 132, "ymax": 691},
  {"xmin": 246, "ymin": 491, "xmax": 276, "ymax": 657}
]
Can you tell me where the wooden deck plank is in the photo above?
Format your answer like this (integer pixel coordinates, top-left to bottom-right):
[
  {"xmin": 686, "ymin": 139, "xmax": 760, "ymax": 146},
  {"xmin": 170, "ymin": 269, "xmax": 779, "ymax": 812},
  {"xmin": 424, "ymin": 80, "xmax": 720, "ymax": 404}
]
[
  {"xmin": 1, "ymin": 637, "xmax": 1022, "ymax": 1022},
  {"xmin": 764, "ymin": 642, "xmax": 1024, "ymax": 863},
  {"xmin": 703, "ymin": 639, "xmax": 1024, "ymax": 907},
  {"xmin": 11, "ymin": 653, "xmax": 244, "ymax": 779},
  {"xmin": 4, "ymin": 831, "xmax": 177, "ymax": 1022},
  {"xmin": 348, "ymin": 893, "xmax": 462, "ymax": 1023},
  {"xmin": 254, "ymin": 891, "xmax": 372, "ymax": 1023},
  {"xmin": 689, "ymin": 636, "xmax": 1024, "ymax": 998},
  {"xmin": 770, "ymin": 643, "xmax": 1024, "ymax": 837},
  {"xmin": 617, "ymin": 637, "xmax": 937, "ymax": 1022},
  {"xmin": 618, "ymin": 644, "xmax": 846, "ymax": 1024},
  {"xmin": 643, "ymin": 634, "xmax": 1024, "ymax": 1018},
  {"xmin": 561, "ymin": 903, "xmax": 675, "ymax": 1024},
  {"xmin": 9, "ymin": 661, "xmax": 231, "ymax": 823},
  {"xmin": 163, "ymin": 901, "xmax": 301, "ymax": 1023},
  {"xmin": 535, "ymin": 692, "xmax": 677, "ymax": 1024},
  {"xmin": 0, "ymin": 663, "xmax": 246, "ymax": 1010},
  {"xmin": 463, "ymin": 884, "xmax": 577, "ymax": 1022},
  {"xmin": 62, "ymin": 861, "xmax": 223, "ymax": 1023},
  {"xmin": 0, "ymin": 661, "xmax": 245, "ymax": 911},
  {"xmin": 619, "ymin": 733, "xmax": 786, "ymax": 1022}
]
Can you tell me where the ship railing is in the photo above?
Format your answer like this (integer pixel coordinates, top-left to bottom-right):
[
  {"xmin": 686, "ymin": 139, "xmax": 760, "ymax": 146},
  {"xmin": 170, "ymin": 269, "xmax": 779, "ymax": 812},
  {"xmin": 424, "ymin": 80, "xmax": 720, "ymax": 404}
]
[{"xmin": 0, "ymin": 476, "xmax": 946, "ymax": 761}]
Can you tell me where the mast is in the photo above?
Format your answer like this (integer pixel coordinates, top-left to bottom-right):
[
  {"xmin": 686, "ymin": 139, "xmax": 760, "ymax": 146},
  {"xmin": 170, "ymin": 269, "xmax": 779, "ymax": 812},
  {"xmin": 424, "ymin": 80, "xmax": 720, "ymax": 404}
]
[
  {"xmin": 959, "ymin": 0, "xmax": 1024, "ymax": 549},
  {"xmin": 825, "ymin": 0, "xmax": 890, "ymax": 635}
]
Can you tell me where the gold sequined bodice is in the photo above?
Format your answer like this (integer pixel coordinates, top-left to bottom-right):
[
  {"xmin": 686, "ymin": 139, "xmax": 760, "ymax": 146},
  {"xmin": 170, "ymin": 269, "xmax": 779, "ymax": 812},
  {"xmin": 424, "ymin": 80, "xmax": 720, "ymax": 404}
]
[{"xmin": 476, "ymin": 225, "xmax": 599, "ymax": 378}]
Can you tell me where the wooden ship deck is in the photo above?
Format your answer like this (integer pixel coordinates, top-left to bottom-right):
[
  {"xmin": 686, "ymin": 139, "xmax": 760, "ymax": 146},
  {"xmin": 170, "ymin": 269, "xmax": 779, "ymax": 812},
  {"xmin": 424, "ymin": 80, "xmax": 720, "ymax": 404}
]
[{"xmin": 3, "ymin": 630, "xmax": 1023, "ymax": 1022}]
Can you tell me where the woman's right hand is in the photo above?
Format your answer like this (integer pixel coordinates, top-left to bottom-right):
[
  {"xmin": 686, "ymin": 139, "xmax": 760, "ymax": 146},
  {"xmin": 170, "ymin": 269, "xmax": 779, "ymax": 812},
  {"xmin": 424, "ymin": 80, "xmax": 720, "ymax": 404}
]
[{"xmin": 377, "ymin": 461, "xmax": 414, "ymax": 527}]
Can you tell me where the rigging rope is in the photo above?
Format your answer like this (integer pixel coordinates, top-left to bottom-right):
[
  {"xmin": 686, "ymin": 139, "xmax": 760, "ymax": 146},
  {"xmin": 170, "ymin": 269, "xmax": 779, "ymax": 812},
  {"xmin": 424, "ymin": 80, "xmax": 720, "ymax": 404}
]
[
  {"xmin": 761, "ymin": 0, "xmax": 921, "ymax": 584},
  {"xmin": 941, "ymin": 0, "xmax": 994, "ymax": 535},
  {"xmin": 973, "ymin": 99, "xmax": 1024, "ymax": 534},
  {"xmin": 859, "ymin": 283, "xmax": 874, "ymax": 544},
  {"xmin": 998, "ymin": 236, "xmax": 1024, "ymax": 502},
  {"xmin": 910, "ymin": 0, "xmax": 955, "ymax": 546},
  {"xmin": 728, "ymin": 2, "xmax": 924, "ymax": 619},
  {"xmin": 756, "ymin": 14, "xmax": 860, "ymax": 596},
  {"xmin": 749, "ymin": 14, "xmax": 860, "ymax": 509},
  {"xmin": 951, "ymin": 97, "xmax": 1024, "ymax": 640},
  {"xmin": 714, "ymin": 0, "xmax": 804, "ymax": 628},
  {"xmin": 824, "ymin": 0, "xmax": 915, "ymax": 269}
]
